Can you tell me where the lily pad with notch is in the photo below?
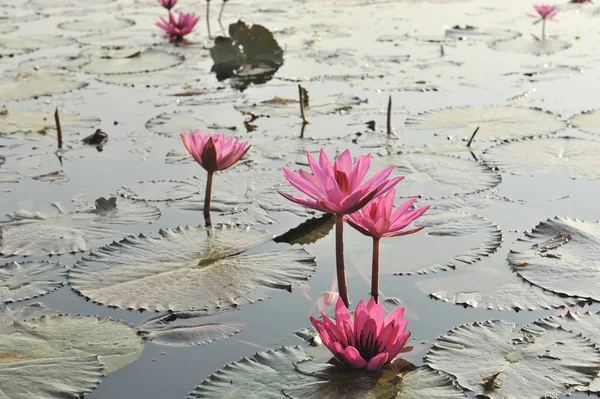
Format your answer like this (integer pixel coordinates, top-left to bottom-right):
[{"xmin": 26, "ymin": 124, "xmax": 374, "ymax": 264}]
[
  {"xmin": 0, "ymin": 261, "xmax": 66, "ymax": 304},
  {"xmin": 508, "ymin": 217, "xmax": 600, "ymax": 301},
  {"xmin": 139, "ymin": 308, "xmax": 244, "ymax": 346},
  {"xmin": 483, "ymin": 137, "xmax": 600, "ymax": 179},
  {"xmin": 68, "ymin": 225, "xmax": 317, "ymax": 311},
  {"xmin": 405, "ymin": 106, "xmax": 565, "ymax": 141},
  {"xmin": 210, "ymin": 20, "xmax": 284, "ymax": 90},
  {"xmin": 425, "ymin": 319, "xmax": 600, "ymax": 399},
  {"xmin": 190, "ymin": 345, "xmax": 466, "ymax": 399}
]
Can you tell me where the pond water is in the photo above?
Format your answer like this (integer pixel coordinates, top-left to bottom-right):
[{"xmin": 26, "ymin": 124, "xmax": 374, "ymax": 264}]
[{"xmin": 2, "ymin": 0, "xmax": 600, "ymax": 398}]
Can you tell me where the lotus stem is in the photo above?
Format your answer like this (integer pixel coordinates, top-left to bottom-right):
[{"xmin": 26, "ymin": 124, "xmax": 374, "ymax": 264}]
[
  {"xmin": 466, "ymin": 126, "xmax": 479, "ymax": 147},
  {"xmin": 542, "ymin": 19, "xmax": 546, "ymax": 41},
  {"xmin": 387, "ymin": 95, "xmax": 393, "ymax": 136},
  {"xmin": 54, "ymin": 107, "xmax": 63, "ymax": 151},
  {"xmin": 204, "ymin": 171, "xmax": 214, "ymax": 227},
  {"xmin": 218, "ymin": 0, "xmax": 228, "ymax": 23},
  {"xmin": 206, "ymin": 0, "xmax": 213, "ymax": 39},
  {"xmin": 335, "ymin": 214, "xmax": 350, "ymax": 307},
  {"xmin": 299, "ymin": 85, "xmax": 308, "ymax": 124},
  {"xmin": 371, "ymin": 237, "xmax": 380, "ymax": 302}
]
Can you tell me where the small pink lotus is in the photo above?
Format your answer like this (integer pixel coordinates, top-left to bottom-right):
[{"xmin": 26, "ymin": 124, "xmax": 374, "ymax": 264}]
[
  {"xmin": 311, "ymin": 297, "xmax": 411, "ymax": 370},
  {"xmin": 279, "ymin": 149, "xmax": 402, "ymax": 307},
  {"xmin": 181, "ymin": 131, "xmax": 250, "ymax": 226},
  {"xmin": 528, "ymin": 4, "xmax": 558, "ymax": 39},
  {"xmin": 156, "ymin": 11, "xmax": 200, "ymax": 40},
  {"xmin": 157, "ymin": 0, "xmax": 177, "ymax": 10}
]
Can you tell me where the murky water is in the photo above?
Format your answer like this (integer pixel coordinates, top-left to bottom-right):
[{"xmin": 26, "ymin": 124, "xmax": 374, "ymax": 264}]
[{"xmin": 2, "ymin": 0, "xmax": 600, "ymax": 397}]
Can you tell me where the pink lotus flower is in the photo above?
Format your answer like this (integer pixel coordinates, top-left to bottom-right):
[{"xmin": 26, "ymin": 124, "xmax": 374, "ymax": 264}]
[
  {"xmin": 181, "ymin": 131, "xmax": 250, "ymax": 173},
  {"xmin": 156, "ymin": 11, "xmax": 200, "ymax": 40},
  {"xmin": 528, "ymin": 4, "xmax": 558, "ymax": 39},
  {"xmin": 311, "ymin": 297, "xmax": 411, "ymax": 370},
  {"xmin": 181, "ymin": 131, "xmax": 250, "ymax": 227},
  {"xmin": 157, "ymin": 0, "xmax": 177, "ymax": 10},
  {"xmin": 345, "ymin": 189, "xmax": 430, "ymax": 239},
  {"xmin": 279, "ymin": 150, "xmax": 402, "ymax": 216},
  {"xmin": 279, "ymin": 149, "xmax": 403, "ymax": 307}
]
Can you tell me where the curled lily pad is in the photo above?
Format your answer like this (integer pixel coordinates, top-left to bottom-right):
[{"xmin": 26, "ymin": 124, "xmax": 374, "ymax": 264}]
[
  {"xmin": 508, "ymin": 217, "xmax": 600, "ymax": 301},
  {"xmin": 190, "ymin": 345, "xmax": 465, "ymax": 399},
  {"xmin": 0, "ymin": 198, "xmax": 160, "ymax": 257},
  {"xmin": 571, "ymin": 109, "xmax": 600, "ymax": 136},
  {"xmin": 146, "ymin": 111, "xmax": 210, "ymax": 137},
  {"xmin": 371, "ymin": 153, "xmax": 501, "ymax": 199},
  {"xmin": 483, "ymin": 137, "xmax": 600, "ymax": 180},
  {"xmin": 117, "ymin": 180, "xmax": 201, "ymax": 202},
  {"xmin": 139, "ymin": 309, "xmax": 244, "ymax": 346},
  {"xmin": 0, "ymin": 70, "xmax": 87, "ymax": 101},
  {"xmin": 405, "ymin": 107, "xmax": 565, "ymax": 141},
  {"xmin": 425, "ymin": 319, "xmax": 600, "ymax": 399},
  {"xmin": 0, "ymin": 109, "xmax": 100, "ymax": 140},
  {"xmin": 490, "ymin": 37, "xmax": 572, "ymax": 54},
  {"xmin": 57, "ymin": 17, "xmax": 135, "ymax": 32},
  {"xmin": 0, "ymin": 261, "xmax": 66, "ymax": 304},
  {"xmin": 0, "ymin": 314, "xmax": 143, "ymax": 375},
  {"xmin": 79, "ymin": 48, "xmax": 185, "ymax": 75},
  {"xmin": 69, "ymin": 226, "xmax": 317, "ymax": 311}
]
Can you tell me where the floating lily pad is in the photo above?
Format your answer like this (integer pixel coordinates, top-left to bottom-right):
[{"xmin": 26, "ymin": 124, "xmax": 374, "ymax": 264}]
[
  {"xmin": 0, "ymin": 25, "xmax": 18, "ymax": 35},
  {"xmin": 0, "ymin": 168, "xmax": 19, "ymax": 183},
  {"xmin": 571, "ymin": 109, "xmax": 600, "ymax": 136},
  {"xmin": 444, "ymin": 26, "xmax": 520, "ymax": 42},
  {"xmin": 425, "ymin": 319, "xmax": 600, "ymax": 399},
  {"xmin": 0, "ymin": 261, "xmax": 66, "ymax": 304},
  {"xmin": 519, "ymin": 64, "xmax": 584, "ymax": 82},
  {"xmin": 490, "ymin": 38, "xmax": 572, "ymax": 54},
  {"xmin": 0, "ymin": 198, "xmax": 160, "ymax": 257},
  {"xmin": 32, "ymin": 170, "xmax": 69, "ymax": 184},
  {"xmin": 190, "ymin": 345, "xmax": 466, "ymax": 399},
  {"xmin": 73, "ymin": 195, "xmax": 161, "ymax": 225},
  {"xmin": 405, "ymin": 107, "xmax": 565, "ymax": 141},
  {"xmin": 0, "ymin": 109, "xmax": 100, "ymax": 140},
  {"xmin": 28, "ymin": 0, "xmax": 115, "ymax": 6},
  {"xmin": 57, "ymin": 17, "xmax": 135, "ymax": 32},
  {"xmin": 371, "ymin": 153, "xmax": 501, "ymax": 199},
  {"xmin": 146, "ymin": 111, "xmax": 210, "ymax": 137},
  {"xmin": 0, "ymin": 70, "xmax": 87, "ymax": 101},
  {"xmin": 275, "ymin": 214, "xmax": 335, "ymax": 246},
  {"xmin": 118, "ymin": 180, "xmax": 201, "ymax": 202},
  {"xmin": 236, "ymin": 93, "xmax": 368, "ymax": 118},
  {"xmin": 76, "ymin": 30, "xmax": 163, "ymax": 48},
  {"xmin": 0, "ymin": 35, "xmax": 74, "ymax": 55},
  {"xmin": 0, "ymin": 314, "xmax": 143, "ymax": 376},
  {"xmin": 96, "ymin": 63, "xmax": 206, "ymax": 87},
  {"xmin": 139, "ymin": 309, "xmax": 244, "ymax": 346},
  {"xmin": 69, "ymin": 226, "xmax": 316, "ymax": 311},
  {"xmin": 483, "ymin": 137, "xmax": 600, "ymax": 179},
  {"xmin": 508, "ymin": 217, "xmax": 600, "ymax": 301},
  {"xmin": 79, "ymin": 48, "xmax": 185, "ymax": 75}
]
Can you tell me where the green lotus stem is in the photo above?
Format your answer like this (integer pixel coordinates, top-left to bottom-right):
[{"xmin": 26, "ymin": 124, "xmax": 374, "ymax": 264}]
[
  {"xmin": 335, "ymin": 215, "xmax": 350, "ymax": 307},
  {"xmin": 371, "ymin": 237, "xmax": 380, "ymax": 302},
  {"xmin": 204, "ymin": 171, "xmax": 213, "ymax": 227},
  {"xmin": 206, "ymin": 0, "xmax": 212, "ymax": 39},
  {"xmin": 542, "ymin": 19, "xmax": 546, "ymax": 41}
]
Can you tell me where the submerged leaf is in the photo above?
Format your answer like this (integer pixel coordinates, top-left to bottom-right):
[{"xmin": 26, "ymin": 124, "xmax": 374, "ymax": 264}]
[
  {"xmin": 425, "ymin": 319, "xmax": 600, "ymax": 399},
  {"xmin": 508, "ymin": 217, "xmax": 600, "ymax": 300},
  {"xmin": 0, "ymin": 261, "xmax": 66, "ymax": 304},
  {"xmin": 69, "ymin": 226, "xmax": 317, "ymax": 311}
]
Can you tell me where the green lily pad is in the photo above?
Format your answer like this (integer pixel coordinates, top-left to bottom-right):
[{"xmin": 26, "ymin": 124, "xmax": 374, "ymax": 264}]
[
  {"xmin": 79, "ymin": 48, "xmax": 185, "ymax": 75},
  {"xmin": 483, "ymin": 137, "xmax": 600, "ymax": 180},
  {"xmin": 57, "ymin": 17, "xmax": 135, "ymax": 32},
  {"xmin": 405, "ymin": 107, "xmax": 565, "ymax": 141},
  {"xmin": 0, "ymin": 261, "xmax": 66, "ymax": 304},
  {"xmin": 508, "ymin": 217, "xmax": 600, "ymax": 301},
  {"xmin": 425, "ymin": 319, "xmax": 600, "ymax": 399},
  {"xmin": 190, "ymin": 345, "xmax": 466, "ymax": 398},
  {"xmin": 69, "ymin": 226, "xmax": 316, "ymax": 311}
]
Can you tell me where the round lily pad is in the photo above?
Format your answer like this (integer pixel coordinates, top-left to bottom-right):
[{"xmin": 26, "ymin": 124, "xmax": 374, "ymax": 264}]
[
  {"xmin": 190, "ymin": 345, "xmax": 466, "ymax": 398},
  {"xmin": 69, "ymin": 226, "xmax": 317, "ymax": 311},
  {"xmin": 444, "ymin": 26, "xmax": 520, "ymax": 42},
  {"xmin": 425, "ymin": 319, "xmax": 600, "ymax": 399},
  {"xmin": 490, "ymin": 38, "xmax": 572, "ymax": 54},
  {"xmin": 571, "ymin": 109, "xmax": 600, "ymax": 136},
  {"xmin": 57, "ymin": 17, "xmax": 135, "ymax": 32},
  {"xmin": 0, "ymin": 35, "xmax": 74, "ymax": 55},
  {"xmin": 76, "ymin": 30, "xmax": 162, "ymax": 47},
  {"xmin": 117, "ymin": 180, "xmax": 201, "ymax": 202},
  {"xmin": 508, "ymin": 217, "xmax": 600, "ymax": 301},
  {"xmin": 0, "ymin": 261, "xmax": 66, "ymax": 304},
  {"xmin": 0, "ymin": 70, "xmax": 87, "ymax": 101},
  {"xmin": 0, "ymin": 109, "xmax": 99, "ymax": 140},
  {"xmin": 79, "ymin": 48, "xmax": 185, "ymax": 75},
  {"xmin": 483, "ymin": 137, "xmax": 600, "ymax": 180},
  {"xmin": 139, "ymin": 309, "xmax": 244, "ymax": 346},
  {"xmin": 371, "ymin": 153, "xmax": 501, "ymax": 199},
  {"xmin": 0, "ymin": 313, "xmax": 143, "ymax": 398},
  {"xmin": 405, "ymin": 107, "xmax": 565, "ymax": 141},
  {"xmin": 146, "ymin": 111, "xmax": 209, "ymax": 137}
]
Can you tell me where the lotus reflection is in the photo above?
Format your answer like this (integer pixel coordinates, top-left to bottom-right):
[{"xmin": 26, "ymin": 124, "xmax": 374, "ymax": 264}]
[{"xmin": 210, "ymin": 20, "xmax": 284, "ymax": 91}]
